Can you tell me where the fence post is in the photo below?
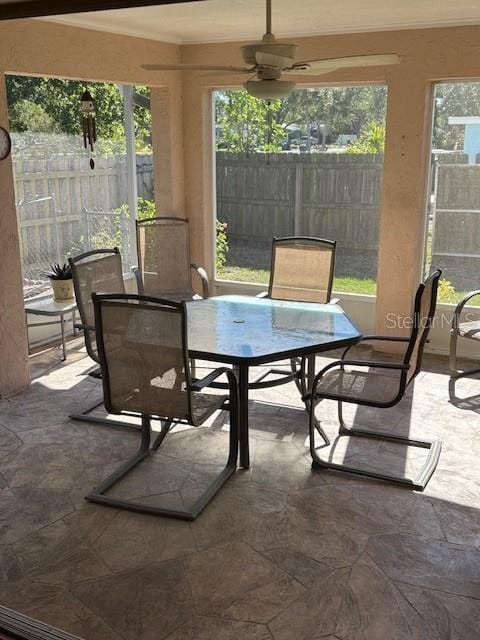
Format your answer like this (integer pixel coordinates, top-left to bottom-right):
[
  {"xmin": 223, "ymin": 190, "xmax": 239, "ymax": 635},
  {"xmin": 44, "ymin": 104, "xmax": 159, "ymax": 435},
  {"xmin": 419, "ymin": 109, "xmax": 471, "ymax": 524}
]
[
  {"xmin": 50, "ymin": 193, "xmax": 61, "ymax": 263},
  {"xmin": 294, "ymin": 161, "xmax": 304, "ymax": 235},
  {"xmin": 82, "ymin": 208, "xmax": 90, "ymax": 252}
]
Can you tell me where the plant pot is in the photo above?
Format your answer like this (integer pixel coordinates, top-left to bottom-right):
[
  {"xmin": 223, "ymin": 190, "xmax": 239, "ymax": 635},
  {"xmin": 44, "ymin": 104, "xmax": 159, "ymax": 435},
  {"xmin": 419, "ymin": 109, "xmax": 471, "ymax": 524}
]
[{"xmin": 51, "ymin": 279, "xmax": 74, "ymax": 302}]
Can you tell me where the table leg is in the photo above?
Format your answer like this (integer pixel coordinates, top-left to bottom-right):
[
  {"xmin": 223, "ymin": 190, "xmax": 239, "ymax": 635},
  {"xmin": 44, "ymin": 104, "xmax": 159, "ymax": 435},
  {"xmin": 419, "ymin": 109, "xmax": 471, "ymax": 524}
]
[
  {"xmin": 60, "ymin": 315, "xmax": 66, "ymax": 361},
  {"xmin": 238, "ymin": 363, "xmax": 250, "ymax": 469},
  {"xmin": 307, "ymin": 354, "xmax": 316, "ymax": 394}
]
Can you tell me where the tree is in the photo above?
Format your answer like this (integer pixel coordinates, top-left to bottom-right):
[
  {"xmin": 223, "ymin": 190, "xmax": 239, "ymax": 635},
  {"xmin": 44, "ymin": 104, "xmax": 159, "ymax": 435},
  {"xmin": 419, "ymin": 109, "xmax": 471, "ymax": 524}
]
[
  {"xmin": 215, "ymin": 86, "xmax": 388, "ymax": 153},
  {"xmin": 432, "ymin": 82, "xmax": 480, "ymax": 150},
  {"xmin": 347, "ymin": 121, "xmax": 385, "ymax": 154},
  {"xmin": 9, "ymin": 100, "xmax": 57, "ymax": 133},
  {"xmin": 5, "ymin": 76, "xmax": 152, "ymax": 153},
  {"xmin": 215, "ymin": 91, "xmax": 285, "ymax": 152},
  {"xmin": 277, "ymin": 86, "xmax": 387, "ymax": 141}
]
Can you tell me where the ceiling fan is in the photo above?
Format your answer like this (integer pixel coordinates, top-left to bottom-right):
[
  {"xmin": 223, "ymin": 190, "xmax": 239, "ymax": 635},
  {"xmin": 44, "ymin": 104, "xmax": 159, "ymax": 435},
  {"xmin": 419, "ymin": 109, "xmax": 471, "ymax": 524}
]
[{"xmin": 142, "ymin": 0, "xmax": 401, "ymax": 100}]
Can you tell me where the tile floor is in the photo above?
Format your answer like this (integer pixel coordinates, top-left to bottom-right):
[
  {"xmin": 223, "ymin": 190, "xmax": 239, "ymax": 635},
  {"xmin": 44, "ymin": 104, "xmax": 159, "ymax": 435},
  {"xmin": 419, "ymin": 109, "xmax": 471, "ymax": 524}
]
[{"xmin": 1, "ymin": 338, "xmax": 480, "ymax": 639}]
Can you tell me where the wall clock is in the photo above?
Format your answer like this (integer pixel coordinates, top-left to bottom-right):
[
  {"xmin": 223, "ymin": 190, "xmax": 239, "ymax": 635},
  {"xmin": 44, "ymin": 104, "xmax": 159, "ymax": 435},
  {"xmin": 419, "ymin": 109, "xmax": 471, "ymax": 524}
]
[{"xmin": 0, "ymin": 126, "xmax": 12, "ymax": 160}]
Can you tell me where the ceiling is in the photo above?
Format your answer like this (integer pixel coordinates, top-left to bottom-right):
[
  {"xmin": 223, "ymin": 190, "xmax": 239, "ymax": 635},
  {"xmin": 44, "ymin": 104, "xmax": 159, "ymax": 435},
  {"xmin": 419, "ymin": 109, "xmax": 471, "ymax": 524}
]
[{"xmin": 40, "ymin": 0, "xmax": 480, "ymax": 44}]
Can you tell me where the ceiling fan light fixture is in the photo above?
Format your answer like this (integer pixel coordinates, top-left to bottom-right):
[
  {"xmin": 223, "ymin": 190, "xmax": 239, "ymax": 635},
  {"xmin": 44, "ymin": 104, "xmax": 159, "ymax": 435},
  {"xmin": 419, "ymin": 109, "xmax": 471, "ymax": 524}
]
[{"xmin": 244, "ymin": 79, "xmax": 295, "ymax": 100}]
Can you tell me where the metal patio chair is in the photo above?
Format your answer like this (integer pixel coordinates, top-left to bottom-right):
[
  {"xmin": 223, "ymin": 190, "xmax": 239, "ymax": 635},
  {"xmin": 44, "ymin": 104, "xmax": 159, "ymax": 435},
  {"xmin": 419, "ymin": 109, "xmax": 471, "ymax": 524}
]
[
  {"xmin": 135, "ymin": 216, "xmax": 209, "ymax": 300},
  {"xmin": 449, "ymin": 290, "xmax": 480, "ymax": 377},
  {"xmin": 86, "ymin": 293, "xmax": 238, "ymax": 520},
  {"xmin": 305, "ymin": 269, "xmax": 442, "ymax": 490},
  {"xmin": 251, "ymin": 236, "xmax": 338, "ymax": 393},
  {"xmin": 69, "ymin": 248, "xmax": 136, "ymax": 430}
]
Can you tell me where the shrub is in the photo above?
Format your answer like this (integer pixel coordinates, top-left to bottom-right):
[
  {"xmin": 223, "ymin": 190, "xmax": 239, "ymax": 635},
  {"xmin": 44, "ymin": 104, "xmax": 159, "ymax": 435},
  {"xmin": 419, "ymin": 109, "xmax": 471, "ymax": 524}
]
[
  {"xmin": 137, "ymin": 197, "xmax": 156, "ymax": 220},
  {"xmin": 216, "ymin": 220, "xmax": 229, "ymax": 271},
  {"xmin": 437, "ymin": 278, "xmax": 457, "ymax": 303}
]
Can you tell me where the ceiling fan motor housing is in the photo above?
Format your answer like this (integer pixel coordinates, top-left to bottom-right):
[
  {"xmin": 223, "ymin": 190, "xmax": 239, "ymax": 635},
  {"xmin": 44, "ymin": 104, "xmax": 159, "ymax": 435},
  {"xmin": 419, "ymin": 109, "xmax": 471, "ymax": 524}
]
[{"xmin": 241, "ymin": 42, "xmax": 297, "ymax": 68}]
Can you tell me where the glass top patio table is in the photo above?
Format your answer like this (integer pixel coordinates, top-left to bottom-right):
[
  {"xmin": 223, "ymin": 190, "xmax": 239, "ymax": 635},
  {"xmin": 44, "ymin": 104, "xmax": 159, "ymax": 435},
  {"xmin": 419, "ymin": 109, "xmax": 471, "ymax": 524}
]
[
  {"xmin": 187, "ymin": 295, "xmax": 362, "ymax": 365},
  {"xmin": 187, "ymin": 295, "xmax": 362, "ymax": 469}
]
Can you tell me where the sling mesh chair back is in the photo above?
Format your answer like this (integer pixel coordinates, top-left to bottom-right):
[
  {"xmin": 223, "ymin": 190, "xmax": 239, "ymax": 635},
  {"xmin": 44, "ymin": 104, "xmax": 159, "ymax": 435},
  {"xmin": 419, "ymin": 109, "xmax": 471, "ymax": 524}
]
[
  {"xmin": 250, "ymin": 237, "xmax": 337, "ymax": 392},
  {"xmin": 68, "ymin": 248, "xmax": 135, "ymax": 430},
  {"xmin": 306, "ymin": 269, "xmax": 442, "ymax": 490},
  {"xmin": 135, "ymin": 216, "xmax": 209, "ymax": 300},
  {"xmin": 69, "ymin": 248, "xmax": 125, "ymax": 364},
  {"xmin": 87, "ymin": 294, "xmax": 238, "ymax": 519},
  {"xmin": 269, "ymin": 237, "xmax": 336, "ymax": 304}
]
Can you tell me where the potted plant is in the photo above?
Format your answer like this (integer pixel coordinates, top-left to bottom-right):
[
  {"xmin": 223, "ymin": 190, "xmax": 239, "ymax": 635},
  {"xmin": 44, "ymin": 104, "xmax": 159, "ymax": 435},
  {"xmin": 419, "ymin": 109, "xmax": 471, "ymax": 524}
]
[{"xmin": 45, "ymin": 263, "xmax": 74, "ymax": 301}]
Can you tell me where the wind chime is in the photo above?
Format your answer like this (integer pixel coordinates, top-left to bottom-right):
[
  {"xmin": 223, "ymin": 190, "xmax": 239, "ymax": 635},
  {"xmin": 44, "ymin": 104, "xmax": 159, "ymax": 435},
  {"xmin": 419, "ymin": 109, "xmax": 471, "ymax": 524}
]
[{"xmin": 81, "ymin": 89, "xmax": 97, "ymax": 169}]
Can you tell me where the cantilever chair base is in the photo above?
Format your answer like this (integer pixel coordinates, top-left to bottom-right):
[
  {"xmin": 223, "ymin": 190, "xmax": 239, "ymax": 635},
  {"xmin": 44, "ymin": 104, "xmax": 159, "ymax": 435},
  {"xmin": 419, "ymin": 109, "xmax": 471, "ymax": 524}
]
[
  {"xmin": 86, "ymin": 409, "xmax": 237, "ymax": 520},
  {"xmin": 70, "ymin": 398, "xmax": 141, "ymax": 432},
  {"xmin": 310, "ymin": 403, "xmax": 442, "ymax": 491},
  {"xmin": 307, "ymin": 271, "xmax": 443, "ymax": 491},
  {"xmin": 449, "ymin": 290, "xmax": 480, "ymax": 378}
]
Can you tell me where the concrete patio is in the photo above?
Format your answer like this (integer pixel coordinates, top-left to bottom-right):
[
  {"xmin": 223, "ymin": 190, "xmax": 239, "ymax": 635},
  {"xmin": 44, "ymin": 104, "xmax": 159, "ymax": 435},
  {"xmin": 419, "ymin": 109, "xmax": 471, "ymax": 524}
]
[{"xmin": 1, "ymin": 339, "xmax": 480, "ymax": 640}]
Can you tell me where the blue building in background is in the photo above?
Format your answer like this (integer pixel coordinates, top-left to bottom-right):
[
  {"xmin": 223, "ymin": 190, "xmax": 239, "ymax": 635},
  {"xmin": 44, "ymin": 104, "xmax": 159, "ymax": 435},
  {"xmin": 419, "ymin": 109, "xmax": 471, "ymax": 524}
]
[{"xmin": 448, "ymin": 116, "xmax": 480, "ymax": 163}]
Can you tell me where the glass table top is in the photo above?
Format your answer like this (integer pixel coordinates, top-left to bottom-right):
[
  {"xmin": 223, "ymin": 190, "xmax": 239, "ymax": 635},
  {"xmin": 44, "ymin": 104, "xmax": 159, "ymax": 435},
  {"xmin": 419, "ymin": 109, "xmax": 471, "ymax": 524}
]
[
  {"xmin": 187, "ymin": 295, "xmax": 362, "ymax": 365},
  {"xmin": 24, "ymin": 296, "xmax": 77, "ymax": 315}
]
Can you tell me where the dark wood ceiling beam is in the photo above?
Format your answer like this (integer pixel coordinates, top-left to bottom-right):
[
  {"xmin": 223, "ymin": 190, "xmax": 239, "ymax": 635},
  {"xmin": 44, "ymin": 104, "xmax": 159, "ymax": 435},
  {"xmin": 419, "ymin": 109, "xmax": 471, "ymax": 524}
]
[{"xmin": 0, "ymin": 0, "xmax": 206, "ymax": 21}]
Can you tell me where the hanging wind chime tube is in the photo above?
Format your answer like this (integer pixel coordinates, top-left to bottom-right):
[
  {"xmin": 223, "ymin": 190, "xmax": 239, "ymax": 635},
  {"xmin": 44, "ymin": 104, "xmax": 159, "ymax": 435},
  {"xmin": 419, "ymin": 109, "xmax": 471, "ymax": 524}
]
[{"xmin": 81, "ymin": 89, "xmax": 97, "ymax": 169}]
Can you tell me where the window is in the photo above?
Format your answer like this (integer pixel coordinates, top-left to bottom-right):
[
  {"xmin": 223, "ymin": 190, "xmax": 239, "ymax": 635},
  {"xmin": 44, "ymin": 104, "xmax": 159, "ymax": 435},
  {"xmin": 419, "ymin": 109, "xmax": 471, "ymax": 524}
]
[
  {"xmin": 424, "ymin": 82, "xmax": 480, "ymax": 305},
  {"xmin": 6, "ymin": 76, "xmax": 154, "ymax": 298},
  {"xmin": 214, "ymin": 85, "xmax": 388, "ymax": 296}
]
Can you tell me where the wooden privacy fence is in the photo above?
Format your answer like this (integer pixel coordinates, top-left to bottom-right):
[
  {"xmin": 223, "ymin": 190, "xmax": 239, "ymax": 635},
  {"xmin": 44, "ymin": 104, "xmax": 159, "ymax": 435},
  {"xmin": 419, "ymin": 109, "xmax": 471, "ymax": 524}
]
[
  {"xmin": 13, "ymin": 154, "xmax": 154, "ymax": 279},
  {"xmin": 432, "ymin": 160, "xmax": 480, "ymax": 290},
  {"xmin": 216, "ymin": 152, "xmax": 384, "ymax": 277}
]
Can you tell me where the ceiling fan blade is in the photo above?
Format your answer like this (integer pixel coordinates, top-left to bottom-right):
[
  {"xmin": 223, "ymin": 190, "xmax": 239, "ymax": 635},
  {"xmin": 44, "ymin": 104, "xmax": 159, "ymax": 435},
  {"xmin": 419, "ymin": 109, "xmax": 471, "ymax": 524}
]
[
  {"xmin": 287, "ymin": 54, "xmax": 402, "ymax": 75},
  {"xmin": 199, "ymin": 69, "xmax": 254, "ymax": 77},
  {"xmin": 255, "ymin": 51, "xmax": 290, "ymax": 69},
  {"xmin": 142, "ymin": 63, "xmax": 252, "ymax": 73}
]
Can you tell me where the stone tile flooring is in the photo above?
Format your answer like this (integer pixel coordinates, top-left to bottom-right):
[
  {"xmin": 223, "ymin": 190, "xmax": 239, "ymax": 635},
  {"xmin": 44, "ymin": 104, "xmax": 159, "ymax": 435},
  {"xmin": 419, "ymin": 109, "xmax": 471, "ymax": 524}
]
[{"xmin": 2, "ymin": 338, "xmax": 480, "ymax": 639}]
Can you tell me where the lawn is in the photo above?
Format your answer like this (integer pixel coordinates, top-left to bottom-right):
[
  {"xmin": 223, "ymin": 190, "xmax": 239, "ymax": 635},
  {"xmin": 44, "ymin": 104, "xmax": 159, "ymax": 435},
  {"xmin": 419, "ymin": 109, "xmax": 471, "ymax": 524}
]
[
  {"xmin": 217, "ymin": 266, "xmax": 377, "ymax": 295},
  {"xmin": 217, "ymin": 265, "xmax": 480, "ymax": 306}
]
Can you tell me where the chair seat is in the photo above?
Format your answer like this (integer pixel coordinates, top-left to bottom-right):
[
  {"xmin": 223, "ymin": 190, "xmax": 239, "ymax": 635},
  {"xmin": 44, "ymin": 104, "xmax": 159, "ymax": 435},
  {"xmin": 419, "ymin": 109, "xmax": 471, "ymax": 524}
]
[
  {"xmin": 314, "ymin": 366, "xmax": 403, "ymax": 405},
  {"xmin": 191, "ymin": 391, "xmax": 227, "ymax": 425},
  {"xmin": 159, "ymin": 290, "xmax": 202, "ymax": 303},
  {"xmin": 119, "ymin": 388, "xmax": 226, "ymax": 426},
  {"xmin": 457, "ymin": 321, "xmax": 480, "ymax": 340}
]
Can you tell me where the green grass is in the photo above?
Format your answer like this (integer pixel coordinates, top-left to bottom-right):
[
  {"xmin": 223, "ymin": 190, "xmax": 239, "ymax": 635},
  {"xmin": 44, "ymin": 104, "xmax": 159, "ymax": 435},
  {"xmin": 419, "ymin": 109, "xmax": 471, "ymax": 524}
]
[
  {"xmin": 217, "ymin": 266, "xmax": 377, "ymax": 295},
  {"xmin": 218, "ymin": 265, "xmax": 480, "ymax": 306}
]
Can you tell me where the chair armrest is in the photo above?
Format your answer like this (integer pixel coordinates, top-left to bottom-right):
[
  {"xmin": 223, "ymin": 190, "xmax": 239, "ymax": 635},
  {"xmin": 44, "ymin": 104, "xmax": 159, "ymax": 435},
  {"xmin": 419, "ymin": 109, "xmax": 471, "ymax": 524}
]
[
  {"xmin": 452, "ymin": 290, "xmax": 480, "ymax": 330},
  {"xmin": 190, "ymin": 367, "xmax": 236, "ymax": 392},
  {"xmin": 303, "ymin": 358, "xmax": 409, "ymax": 402},
  {"xmin": 191, "ymin": 263, "xmax": 210, "ymax": 298},
  {"xmin": 256, "ymin": 291, "xmax": 269, "ymax": 298},
  {"xmin": 74, "ymin": 322, "xmax": 95, "ymax": 332},
  {"xmin": 132, "ymin": 267, "xmax": 143, "ymax": 294}
]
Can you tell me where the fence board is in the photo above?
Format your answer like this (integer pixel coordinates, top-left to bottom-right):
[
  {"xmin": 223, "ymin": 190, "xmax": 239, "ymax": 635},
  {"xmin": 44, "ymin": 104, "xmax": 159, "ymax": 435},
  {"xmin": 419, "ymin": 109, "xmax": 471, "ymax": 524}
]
[
  {"xmin": 216, "ymin": 152, "xmax": 383, "ymax": 277},
  {"xmin": 13, "ymin": 153, "xmax": 154, "ymax": 280}
]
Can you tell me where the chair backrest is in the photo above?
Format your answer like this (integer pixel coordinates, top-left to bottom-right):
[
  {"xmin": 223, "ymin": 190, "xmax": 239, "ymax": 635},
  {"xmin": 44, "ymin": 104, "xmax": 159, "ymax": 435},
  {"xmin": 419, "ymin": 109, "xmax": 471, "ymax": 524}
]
[
  {"xmin": 403, "ymin": 269, "xmax": 441, "ymax": 384},
  {"xmin": 69, "ymin": 248, "xmax": 125, "ymax": 363},
  {"xmin": 268, "ymin": 237, "xmax": 336, "ymax": 304},
  {"xmin": 136, "ymin": 216, "xmax": 192, "ymax": 297},
  {"xmin": 93, "ymin": 294, "xmax": 192, "ymax": 421}
]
